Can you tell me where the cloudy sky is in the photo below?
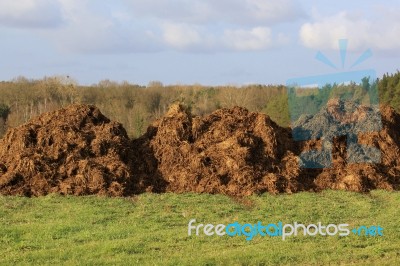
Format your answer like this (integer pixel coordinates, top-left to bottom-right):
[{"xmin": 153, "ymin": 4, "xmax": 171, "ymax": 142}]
[{"xmin": 0, "ymin": 0, "xmax": 399, "ymax": 85}]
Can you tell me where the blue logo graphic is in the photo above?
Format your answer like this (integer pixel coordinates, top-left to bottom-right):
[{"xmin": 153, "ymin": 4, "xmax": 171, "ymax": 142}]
[
  {"xmin": 351, "ymin": 225, "xmax": 383, "ymax": 236},
  {"xmin": 286, "ymin": 39, "xmax": 382, "ymax": 168}
]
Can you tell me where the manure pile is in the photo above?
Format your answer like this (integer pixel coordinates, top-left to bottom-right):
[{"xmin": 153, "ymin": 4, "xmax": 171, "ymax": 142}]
[
  {"xmin": 0, "ymin": 105, "xmax": 134, "ymax": 196},
  {"xmin": 0, "ymin": 102, "xmax": 399, "ymax": 196}
]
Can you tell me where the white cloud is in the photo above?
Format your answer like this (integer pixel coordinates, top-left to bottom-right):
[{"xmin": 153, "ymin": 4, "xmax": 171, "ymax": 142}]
[
  {"xmin": 223, "ymin": 27, "xmax": 272, "ymax": 51},
  {"xmin": 161, "ymin": 24, "xmax": 275, "ymax": 52},
  {"xmin": 162, "ymin": 23, "xmax": 202, "ymax": 49},
  {"xmin": 151, "ymin": 0, "xmax": 302, "ymax": 52},
  {"xmin": 0, "ymin": 0, "xmax": 303, "ymax": 53},
  {"xmin": 0, "ymin": 0, "xmax": 63, "ymax": 28},
  {"xmin": 45, "ymin": 0, "xmax": 162, "ymax": 53},
  {"xmin": 300, "ymin": 10, "xmax": 400, "ymax": 52},
  {"xmin": 244, "ymin": 0, "xmax": 304, "ymax": 24},
  {"xmin": 123, "ymin": 0, "xmax": 305, "ymax": 25}
]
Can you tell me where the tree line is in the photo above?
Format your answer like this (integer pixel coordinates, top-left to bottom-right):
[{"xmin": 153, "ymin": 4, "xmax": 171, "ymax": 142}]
[
  {"xmin": 0, "ymin": 71, "xmax": 399, "ymax": 138},
  {"xmin": 0, "ymin": 76, "xmax": 286, "ymax": 138}
]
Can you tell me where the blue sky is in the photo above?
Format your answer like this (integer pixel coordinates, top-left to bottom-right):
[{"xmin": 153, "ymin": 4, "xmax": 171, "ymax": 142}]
[{"xmin": 0, "ymin": 0, "xmax": 399, "ymax": 85}]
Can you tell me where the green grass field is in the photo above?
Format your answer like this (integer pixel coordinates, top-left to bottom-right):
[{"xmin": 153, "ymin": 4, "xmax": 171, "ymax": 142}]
[{"xmin": 0, "ymin": 190, "xmax": 399, "ymax": 265}]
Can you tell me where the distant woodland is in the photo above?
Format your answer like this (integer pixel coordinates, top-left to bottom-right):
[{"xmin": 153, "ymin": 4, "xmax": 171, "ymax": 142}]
[{"xmin": 0, "ymin": 71, "xmax": 399, "ymax": 138}]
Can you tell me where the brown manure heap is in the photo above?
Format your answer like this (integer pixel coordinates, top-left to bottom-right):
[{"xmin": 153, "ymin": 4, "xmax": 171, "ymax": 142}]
[
  {"xmin": 0, "ymin": 105, "xmax": 134, "ymax": 196},
  {"xmin": 132, "ymin": 105, "xmax": 303, "ymax": 196},
  {"xmin": 306, "ymin": 103, "xmax": 400, "ymax": 192},
  {"xmin": 0, "ymin": 102, "xmax": 399, "ymax": 196}
]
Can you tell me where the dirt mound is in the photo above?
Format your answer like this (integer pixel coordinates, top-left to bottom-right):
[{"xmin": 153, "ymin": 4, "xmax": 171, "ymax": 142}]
[
  {"xmin": 134, "ymin": 101, "xmax": 400, "ymax": 195},
  {"xmin": 292, "ymin": 98, "xmax": 381, "ymax": 141},
  {"xmin": 0, "ymin": 105, "xmax": 134, "ymax": 196},
  {"xmin": 311, "ymin": 104, "xmax": 400, "ymax": 192},
  {"xmin": 133, "ymin": 104, "xmax": 309, "ymax": 196},
  {"xmin": 294, "ymin": 99, "xmax": 400, "ymax": 192},
  {"xmin": 0, "ymin": 101, "xmax": 399, "ymax": 197}
]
